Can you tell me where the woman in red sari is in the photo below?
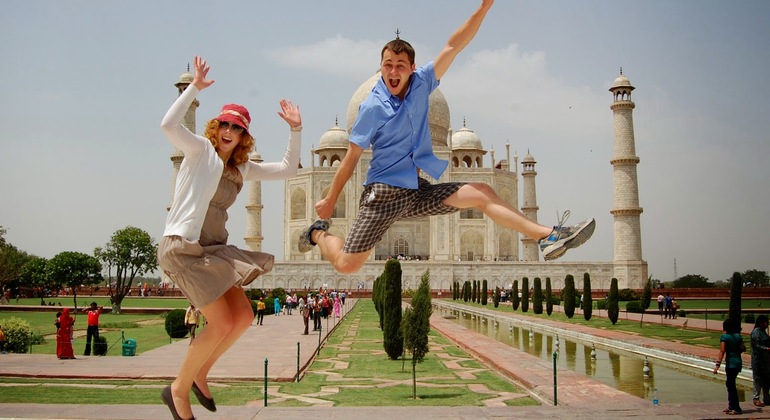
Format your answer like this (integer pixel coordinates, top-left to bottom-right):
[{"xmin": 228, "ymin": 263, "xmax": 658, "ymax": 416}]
[{"xmin": 56, "ymin": 308, "xmax": 76, "ymax": 359}]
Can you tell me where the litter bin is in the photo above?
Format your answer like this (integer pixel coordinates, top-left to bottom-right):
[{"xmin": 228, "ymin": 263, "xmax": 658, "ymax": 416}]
[{"xmin": 122, "ymin": 338, "xmax": 137, "ymax": 357}]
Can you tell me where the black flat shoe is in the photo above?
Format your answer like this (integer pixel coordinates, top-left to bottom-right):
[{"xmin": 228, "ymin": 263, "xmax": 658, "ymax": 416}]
[
  {"xmin": 161, "ymin": 386, "xmax": 195, "ymax": 420},
  {"xmin": 191, "ymin": 382, "xmax": 217, "ymax": 412}
]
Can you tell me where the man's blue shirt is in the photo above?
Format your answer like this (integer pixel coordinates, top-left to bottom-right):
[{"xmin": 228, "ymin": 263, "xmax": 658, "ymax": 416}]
[{"xmin": 349, "ymin": 62, "xmax": 448, "ymax": 189}]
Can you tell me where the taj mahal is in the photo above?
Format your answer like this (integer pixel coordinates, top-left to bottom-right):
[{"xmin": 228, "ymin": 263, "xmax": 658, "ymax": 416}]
[{"xmin": 167, "ymin": 69, "xmax": 647, "ymax": 292}]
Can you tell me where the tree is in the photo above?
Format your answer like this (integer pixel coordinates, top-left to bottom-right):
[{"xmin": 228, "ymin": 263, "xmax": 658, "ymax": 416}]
[
  {"xmin": 641, "ymin": 276, "xmax": 653, "ymax": 310},
  {"xmin": 608, "ymin": 278, "xmax": 620, "ymax": 325},
  {"xmin": 742, "ymin": 269, "xmax": 769, "ymax": 287},
  {"xmin": 511, "ymin": 280, "xmax": 520, "ymax": 311},
  {"xmin": 481, "ymin": 279, "xmax": 488, "ymax": 306},
  {"xmin": 545, "ymin": 277, "xmax": 553, "ymax": 316},
  {"xmin": 729, "ymin": 272, "xmax": 742, "ymax": 323},
  {"xmin": 403, "ymin": 270, "xmax": 432, "ymax": 399},
  {"xmin": 17, "ymin": 255, "xmax": 48, "ymax": 305},
  {"xmin": 46, "ymin": 251, "xmax": 103, "ymax": 309},
  {"xmin": 533, "ymin": 277, "xmax": 543, "ymax": 314},
  {"xmin": 563, "ymin": 275, "xmax": 576, "ymax": 318},
  {"xmin": 583, "ymin": 273, "xmax": 592, "ymax": 321},
  {"xmin": 671, "ymin": 274, "xmax": 711, "ymax": 288},
  {"xmin": 521, "ymin": 277, "xmax": 529, "ymax": 313},
  {"xmin": 0, "ymin": 228, "xmax": 28, "ymax": 296},
  {"xmin": 373, "ymin": 275, "xmax": 384, "ymax": 329},
  {"xmin": 472, "ymin": 280, "xmax": 477, "ymax": 303},
  {"xmin": 382, "ymin": 259, "xmax": 403, "ymax": 360},
  {"xmin": 493, "ymin": 286, "xmax": 500, "ymax": 308},
  {"xmin": 94, "ymin": 226, "xmax": 158, "ymax": 314}
]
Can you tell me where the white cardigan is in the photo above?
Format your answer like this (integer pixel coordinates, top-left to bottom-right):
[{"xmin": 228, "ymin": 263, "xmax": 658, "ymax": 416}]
[{"xmin": 160, "ymin": 85, "xmax": 300, "ymax": 241}]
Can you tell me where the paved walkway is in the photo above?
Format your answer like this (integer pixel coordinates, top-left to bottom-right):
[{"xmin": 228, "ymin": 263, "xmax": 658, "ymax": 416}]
[{"xmin": 0, "ymin": 299, "xmax": 767, "ymax": 419}]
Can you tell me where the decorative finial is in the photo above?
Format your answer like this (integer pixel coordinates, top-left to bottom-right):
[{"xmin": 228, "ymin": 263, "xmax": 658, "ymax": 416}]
[
  {"xmin": 335, "ymin": 115, "xmax": 339, "ymax": 127},
  {"xmin": 395, "ymin": 28, "xmax": 401, "ymax": 40},
  {"xmin": 463, "ymin": 116, "xmax": 467, "ymax": 127},
  {"xmin": 187, "ymin": 63, "xmax": 190, "ymax": 72},
  {"xmin": 620, "ymin": 66, "xmax": 623, "ymax": 75}
]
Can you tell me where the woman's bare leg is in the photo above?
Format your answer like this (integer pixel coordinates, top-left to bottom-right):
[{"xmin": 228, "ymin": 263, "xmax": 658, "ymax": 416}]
[
  {"xmin": 168, "ymin": 286, "xmax": 247, "ymax": 418},
  {"xmin": 192, "ymin": 286, "xmax": 253, "ymax": 397}
]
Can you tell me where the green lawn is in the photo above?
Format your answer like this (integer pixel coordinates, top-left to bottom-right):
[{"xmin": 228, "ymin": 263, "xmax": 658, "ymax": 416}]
[
  {"xmin": 0, "ymin": 300, "xmax": 538, "ymax": 407},
  {"xmin": 10, "ymin": 296, "xmax": 190, "ymax": 309},
  {"xmin": 0, "ymin": 311, "xmax": 180, "ymax": 355}
]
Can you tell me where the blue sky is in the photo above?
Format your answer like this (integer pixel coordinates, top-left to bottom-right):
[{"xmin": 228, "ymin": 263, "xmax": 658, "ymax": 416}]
[{"xmin": 1, "ymin": 0, "xmax": 768, "ymax": 283}]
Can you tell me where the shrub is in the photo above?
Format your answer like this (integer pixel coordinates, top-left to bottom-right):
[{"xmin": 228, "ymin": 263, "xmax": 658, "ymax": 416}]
[
  {"xmin": 93, "ymin": 335, "xmax": 108, "ymax": 356},
  {"xmin": 563, "ymin": 275, "xmax": 576, "ymax": 318},
  {"xmin": 641, "ymin": 277, "xmax": 653, "ymax": 310},
  {"xmin": 250, "ymin": 299, "xmax": 258, "ymax": 316},
  {"xmin": 729, "ymin": 272, "xmax": 742, "ymax": 324},
  {"xmin": 596, "ymin": 299, "xmax": 608, "ymax": 310},
  {"xmin": 521, "ymin": 277, "xmax": 529, "ymax": 313},
  {"xmin": 608, "ymin": 278, "xmax": 620, "ymax": 325},
  {"xmin": 2, "ymin": 317, "xmax": 33, "ymax": 353},
  {"xmin": 481, "ymin": 280, "xmax": 488, "ymax": 306},
  {"xmin": 382, "ymin": 259, "xmax": 403, "ymax": 360},
  {"xmin": 545, "ymin": 277, "xmax": 553, "ymax": 316},
  {"xmin": 625, "ymin": 300, "xmax": 644, "ymax": 313},
  {"xmin": 493, "ymin": 286, "xmax": 500, "ymax": 308},
  {"xmin": 164, "ymin": 309, "xmax": 188, "ymax": 338},
  {"xmin": 744, "ymin": 313, "xmax": 755, "ymax": 324},
  {"xmin": 583, "ymin": 273, "xmax": 592, "ymax": 321},
  {"xmin": 511, "ymin": 280, "xmax": 520, "ymax": 311},
  {"xmin": 678, "ymin": 309, "xmax": 688, "ymax": 318},
  {"xmin": 533, "ymin": 277, "xmax": 543, "ymax": 315},
  {"xmin": 619, "ymin": 288, "xmax": 640, "ymax": 301}
]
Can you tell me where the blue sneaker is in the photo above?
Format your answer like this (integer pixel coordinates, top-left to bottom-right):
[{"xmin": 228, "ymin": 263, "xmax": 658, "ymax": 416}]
[
  {"xmin": 539, "ymin": 211, "xmax": 595, "ymax": 261},
  {"xmin": 298, "ymin": 219, "xmax": 332, "ymax": 253}
]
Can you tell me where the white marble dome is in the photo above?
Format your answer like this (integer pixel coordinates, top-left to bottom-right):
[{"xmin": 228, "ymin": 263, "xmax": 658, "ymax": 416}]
[
  {"xmin": 318, "ymin": 122, "xmax": 349, "ymax": 149},
  {"xmin": 451, "ymin": 123, "xmax": 483, "ymax": 150},
  {"xmin": 611, "ymin": 74, "xmax": 633, "ymax": 89},
  {"xmin": 176, "ymin": 71, "xmax": 193, "ymax": 86},
  {"xmin": 346, "ymin": 71, "xmax": 451, "ymax": 147}
]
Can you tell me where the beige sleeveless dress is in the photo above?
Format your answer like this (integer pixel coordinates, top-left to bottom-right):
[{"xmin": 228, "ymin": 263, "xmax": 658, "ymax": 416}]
[{"xmin": 158, "ymin": 166, "xmax": 274, "ymax": 308}]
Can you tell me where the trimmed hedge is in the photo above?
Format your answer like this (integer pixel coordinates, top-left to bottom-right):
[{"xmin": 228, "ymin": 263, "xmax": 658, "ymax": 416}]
[{"xmin": 165, "ymin": 309, "xmax": 188, "ymax": 338}]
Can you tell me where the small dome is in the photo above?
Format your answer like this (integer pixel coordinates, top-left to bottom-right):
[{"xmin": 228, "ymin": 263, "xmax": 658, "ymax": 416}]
[
  {"xmin": 610, "ymin": 72, "xmax": 635, "ymax": 91},
  {"xmin": 175, "ymin": 71, "xmax": 193, "ymax": 87},
  {"xmin": 451, "ymin": 122, "xmax": 482, "ymax": 150},
  {"xmin": 318, "ymin": 122, "xmax": 349, "ymax": 149},
  {"xmin": 346, "ymin": 71, "xmax": 451, "ymax": 147},
  {"xmin": 522, "ymin": 152, "xmax": 536, "ymax": 163},
  {"xmin": 249, "ymin": 150, "xmax": 263, "ymax": 162}
]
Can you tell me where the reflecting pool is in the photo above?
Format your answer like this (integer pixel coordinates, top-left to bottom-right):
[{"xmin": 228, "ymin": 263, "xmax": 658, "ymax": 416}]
[{"xmin": 446, "ymin": 309, "xmax": 752, "ymax": 404}]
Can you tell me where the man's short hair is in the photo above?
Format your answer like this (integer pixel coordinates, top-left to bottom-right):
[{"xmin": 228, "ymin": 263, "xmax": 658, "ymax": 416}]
[{"xmin": 381, "ymin": 39, "xmax": 416, "ymax": 64}]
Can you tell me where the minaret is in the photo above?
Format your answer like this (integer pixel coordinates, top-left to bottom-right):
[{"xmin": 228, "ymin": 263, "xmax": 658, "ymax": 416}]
[
  {"xmin": 169, "ymin": 66, "xmax": 198, "ymax": 210},
  {"xmin": 244, "ymin": 151, "xmax": 264, "ymax": 251},
  {"xmin": 609, "ymin": 69, "xmax": 645, "ymax": 284},
  {"xmin": 520, "ymin": 151, "xmax": 540, "ymax": 261}
]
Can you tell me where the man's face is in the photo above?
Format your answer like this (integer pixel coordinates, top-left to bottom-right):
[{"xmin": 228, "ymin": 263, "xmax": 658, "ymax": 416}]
[{"xmin": 380, "ymin": 49, "xmax": 415, "ymax": 98}]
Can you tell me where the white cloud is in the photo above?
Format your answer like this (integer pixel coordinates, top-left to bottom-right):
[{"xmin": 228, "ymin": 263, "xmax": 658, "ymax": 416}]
[
  {"xmin": 266, "ymin": 35, "xmax": 382, "ymax": 81},
  {"xmin": 440, "ymin": 44, "xmax": 608, "ymax": 145}
]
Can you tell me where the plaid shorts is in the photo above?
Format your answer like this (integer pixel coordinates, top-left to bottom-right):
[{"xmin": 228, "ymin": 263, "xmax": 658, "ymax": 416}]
[{"xmin": 343, "ymin": 178, "xmax": 465, "ymax": 253}]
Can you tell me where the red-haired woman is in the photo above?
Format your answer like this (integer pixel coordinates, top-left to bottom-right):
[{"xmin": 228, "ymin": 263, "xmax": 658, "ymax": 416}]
[{"xmin": 158, "ymin": 56, "xmax": 301, "ymax": 420}]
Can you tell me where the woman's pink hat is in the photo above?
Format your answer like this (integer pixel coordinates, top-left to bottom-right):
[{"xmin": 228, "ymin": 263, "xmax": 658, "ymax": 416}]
[{"xmin": 216, "ymin": 104, "xmax": 251, "ymax": 134}]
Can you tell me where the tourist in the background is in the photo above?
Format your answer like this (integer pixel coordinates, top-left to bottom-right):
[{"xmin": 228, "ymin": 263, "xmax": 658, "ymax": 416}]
[
  {"xmin": 82, "ymin": 302, "xmax": 103, "ymax": 356},
  {"xmin": 751, "ymin": 315, "xmax": 770, "ymax": 407},
  {"xmin": 713, "ymin": 319, "xmax": 745, "ymax": 415},
  {"xmin": 55, "ymin": 308, "xmax": 76, "ymax": 360}
]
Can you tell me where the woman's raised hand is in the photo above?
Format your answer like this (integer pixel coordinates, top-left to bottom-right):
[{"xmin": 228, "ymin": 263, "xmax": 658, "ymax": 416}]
[
  {"xmin": 192, "ymin": 55, "xmax": 215, "ymax": 91},
  {"xmin": 277, "ymin": 99, "xmax": 302, "ymax": 129}
]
